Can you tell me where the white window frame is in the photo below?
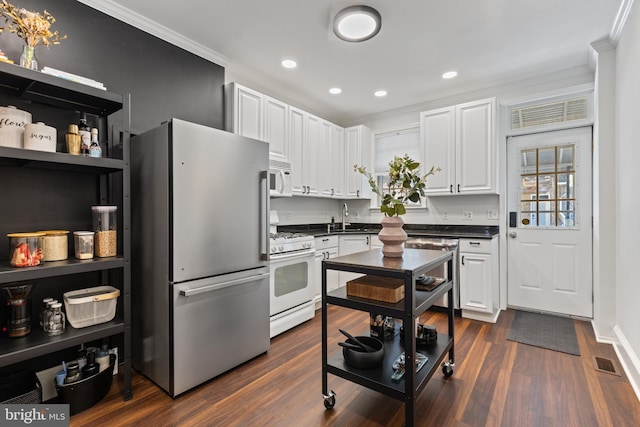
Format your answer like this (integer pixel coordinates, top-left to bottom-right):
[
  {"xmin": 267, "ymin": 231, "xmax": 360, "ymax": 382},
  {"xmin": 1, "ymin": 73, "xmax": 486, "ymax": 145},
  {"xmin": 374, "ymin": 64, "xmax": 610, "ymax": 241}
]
[{"xmin": 369, "ymin": 124, "xmax": 426, "ymax": 212}]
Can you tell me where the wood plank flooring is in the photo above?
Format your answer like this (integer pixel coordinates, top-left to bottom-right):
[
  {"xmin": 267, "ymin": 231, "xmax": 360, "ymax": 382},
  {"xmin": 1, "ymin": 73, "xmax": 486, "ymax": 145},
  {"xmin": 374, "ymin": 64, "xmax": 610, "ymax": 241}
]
[{"xmin": 70, "ymin": 308, "xmax": 640, "ymax": 426}]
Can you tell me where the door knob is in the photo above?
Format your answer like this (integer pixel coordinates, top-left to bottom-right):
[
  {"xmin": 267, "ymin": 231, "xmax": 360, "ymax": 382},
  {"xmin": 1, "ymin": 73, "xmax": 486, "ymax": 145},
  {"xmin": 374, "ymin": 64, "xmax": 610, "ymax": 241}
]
[{"xmin": 509, "ymin": 231, "xmax": 517, "ymax": 238}]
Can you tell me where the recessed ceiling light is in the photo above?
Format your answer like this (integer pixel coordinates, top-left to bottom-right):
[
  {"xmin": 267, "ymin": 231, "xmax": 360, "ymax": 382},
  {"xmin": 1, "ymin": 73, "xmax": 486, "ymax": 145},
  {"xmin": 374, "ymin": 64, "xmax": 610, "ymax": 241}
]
[
  {"xmin": 281, "ymin": 59, "xmax": 297, "ymax": 69},
  {"xmin": 442, "ymin": 71, "xmax": 458, "ymax": 79},
  {"xmin": 374, "ymin": 90, "xmax": 387, "ymax": 97},
  {"xmin": 329, "ymin": 88, "xmax": 342, "ymax": 95},
  {"xmin": 333, "ymin": 6, "xmax": 382, "ymax": 42}
]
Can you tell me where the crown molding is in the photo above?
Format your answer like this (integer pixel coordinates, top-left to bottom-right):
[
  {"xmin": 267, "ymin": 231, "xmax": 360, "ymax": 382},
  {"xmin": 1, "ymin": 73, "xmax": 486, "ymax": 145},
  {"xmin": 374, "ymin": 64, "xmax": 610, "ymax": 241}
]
[
  {"xmin": 610, "ymin": 0, "xmax": 636, "ymax": 45},
  {"xmin": 76, "ymin": 0, "xmax": 230, "ymax": 67}
]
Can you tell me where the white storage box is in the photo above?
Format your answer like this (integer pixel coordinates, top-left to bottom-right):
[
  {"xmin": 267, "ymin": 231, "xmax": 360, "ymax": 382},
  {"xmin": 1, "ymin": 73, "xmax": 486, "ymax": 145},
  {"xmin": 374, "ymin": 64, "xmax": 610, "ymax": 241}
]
[{"xmin": 63, "ymin": 286, "xmax": 120, "ymax": 328}]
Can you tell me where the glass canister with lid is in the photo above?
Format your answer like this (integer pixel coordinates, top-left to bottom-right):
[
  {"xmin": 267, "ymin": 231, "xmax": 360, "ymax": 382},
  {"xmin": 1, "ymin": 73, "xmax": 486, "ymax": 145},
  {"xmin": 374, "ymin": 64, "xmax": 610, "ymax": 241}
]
[
  {"xmin": 92, "ymin": 205, "xmax": 117, "ymax": 257},
  {"xmin": 7, "ymin": 232, "xmax": 45, "ymax": 267},
  {"xmin": 73, "ymin": 231, "xmax": 94, "ymax": 259},
  {"xmin": 39, "ymin": 230, "xmax": 70, "ymax": 261}
]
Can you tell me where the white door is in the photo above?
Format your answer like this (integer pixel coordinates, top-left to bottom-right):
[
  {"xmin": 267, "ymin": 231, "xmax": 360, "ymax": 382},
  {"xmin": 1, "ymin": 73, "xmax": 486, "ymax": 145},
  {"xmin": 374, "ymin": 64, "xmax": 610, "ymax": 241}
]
[
  {"xmin": 507, "ymin": 127, "xmax": 592, "ymax": 317},
  {"xmin": 507, "ymin": 127, "xmax": 593, "ymax": 318}
]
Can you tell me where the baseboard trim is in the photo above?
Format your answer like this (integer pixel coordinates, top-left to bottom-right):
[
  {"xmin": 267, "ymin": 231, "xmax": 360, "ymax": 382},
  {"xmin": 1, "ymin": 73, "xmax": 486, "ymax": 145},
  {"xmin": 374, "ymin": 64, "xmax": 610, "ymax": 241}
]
[
  {"xmin": 461, "ymin": 309, "xmax": 500, "ymax": 323},
  {"xmin": 591, "ymin": 319, "xmax": 617, "ymax": 345},
  {"xmin": 613, "ymin": 325, "xmax": 640, "ymax": 403}
]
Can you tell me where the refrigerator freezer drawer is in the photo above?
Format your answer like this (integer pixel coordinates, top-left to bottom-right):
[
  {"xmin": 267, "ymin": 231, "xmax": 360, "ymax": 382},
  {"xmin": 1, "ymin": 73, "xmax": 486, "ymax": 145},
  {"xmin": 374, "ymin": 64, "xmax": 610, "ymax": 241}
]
[{"xmin": 171, "ymin": 268, "xmax": 270, "ymax": 396}]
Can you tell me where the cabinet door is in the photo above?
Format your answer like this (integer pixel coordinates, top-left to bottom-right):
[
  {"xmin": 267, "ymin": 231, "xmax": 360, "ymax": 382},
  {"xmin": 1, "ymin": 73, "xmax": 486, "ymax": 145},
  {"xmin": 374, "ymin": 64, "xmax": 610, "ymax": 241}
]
[
  {"xmin": 289, "ymin": 106, "xmax": 306, "ymax": 195},
  {"xmin": 264, "ymin": 96, "xmax": 289, "ymax": 162},
  {"xmin": 459, "ymin": 252, "xmax": 492, "ymax": 313},
  {"xmin": 456, "ymin": 98, "xmax": 495, "ymax": 194},
  {"xmin": 331, "ymin": 125, "xmax": 345, "ymax": 198},
  {"xmin": 234, "ymin": 84, "xmax": 263, "ymax": 141},
  {"xmin": 319, "ymin": 120, "xmax": 333, "ymax": 197},
  {"xmin": 344, "ymin": 125, "xmax": 371, "ymax": 199},
  {"xmin": 338, "ymin": 235, "xmax": 370, "ymax": 287},
  {"xmin": 305, "ymin": 114, "xmax": 321, "ymax": 196},
  {"xmin": 421, "ymin": 106, "xmax": 455, "ymax": 195}
]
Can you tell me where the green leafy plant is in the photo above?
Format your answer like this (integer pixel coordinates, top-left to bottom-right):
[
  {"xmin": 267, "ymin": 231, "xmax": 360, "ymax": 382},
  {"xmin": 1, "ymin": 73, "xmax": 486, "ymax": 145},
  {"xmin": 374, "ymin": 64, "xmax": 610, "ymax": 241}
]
[{"xmin": 355, "ymin": 155, "xmax": 440, "ymax": 217}]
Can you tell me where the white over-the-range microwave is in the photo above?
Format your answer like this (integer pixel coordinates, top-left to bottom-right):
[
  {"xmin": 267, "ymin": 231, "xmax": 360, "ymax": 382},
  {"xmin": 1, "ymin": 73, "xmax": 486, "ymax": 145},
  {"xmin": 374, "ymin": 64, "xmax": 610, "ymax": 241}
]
[{"xmin": 269, "ymin": 159, "xmax": 292, "ymax": 197}]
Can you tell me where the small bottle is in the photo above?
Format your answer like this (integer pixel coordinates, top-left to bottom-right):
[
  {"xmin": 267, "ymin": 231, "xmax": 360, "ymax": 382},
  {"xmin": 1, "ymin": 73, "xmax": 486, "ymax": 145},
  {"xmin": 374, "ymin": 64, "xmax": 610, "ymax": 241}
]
[
  {"xmin": 40, "ymin": 297, "xmax": 53, "ymax": 327},
  {"xmin": 42, "ymin": 299, "xmax": 58, "ymax": 333},
  {"xmin": 78, "ymin": 113, "xmax": 91, "ymax": 156},
  {"xmin": 64, "ymin": 362, "xmax": 82, "ymax": 384},
  {"xmin": 45, "ymin": 302, "xmax": 65, "ymax": 336},
  {"xmin": 89, "ymin": 128, "xmax": 101, "ymax": 158},
  {"xmin": 82, "ymin": 350, "xmax": 100, "ymax": 377}
]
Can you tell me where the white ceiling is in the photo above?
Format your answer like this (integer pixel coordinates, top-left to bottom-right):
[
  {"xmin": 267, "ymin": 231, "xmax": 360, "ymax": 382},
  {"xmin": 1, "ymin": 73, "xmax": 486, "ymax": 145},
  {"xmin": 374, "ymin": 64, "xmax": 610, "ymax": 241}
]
[{"xmin": 92, "ymin": 0, "xmax": 621, "ymax": 125}]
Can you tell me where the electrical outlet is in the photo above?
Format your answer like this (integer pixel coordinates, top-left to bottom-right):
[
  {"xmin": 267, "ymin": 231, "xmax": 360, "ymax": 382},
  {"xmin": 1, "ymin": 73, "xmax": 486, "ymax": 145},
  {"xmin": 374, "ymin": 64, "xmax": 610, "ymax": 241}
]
[
  {"xmin": 355, "ymin": 212, "xmax": 359, "ymax": 219},
  {"xmin": 463, "ymin": 210, "xmax": 473, "ymax": 220},
  {"xmin": 443, "ymin": 211, "xmax": 448, "ymax": 220},
  {"xmin": 487, "ymin": 209, "xmax": 498, "ymax": 220},
  {"xmin": 287, "ymin": 211, "xmax": 292, "ymax": 220}
]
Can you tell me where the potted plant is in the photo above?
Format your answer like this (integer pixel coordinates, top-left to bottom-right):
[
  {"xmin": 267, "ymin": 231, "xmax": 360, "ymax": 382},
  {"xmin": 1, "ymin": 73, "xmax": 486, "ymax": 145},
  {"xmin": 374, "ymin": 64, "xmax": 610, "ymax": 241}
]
[
  {"xmin": 355, "ymin": 155, "xmax": 439, "ymax": 257},
  {"xmin": 0, "ymin": 0, "xmax": 66, "ymax": 70}
]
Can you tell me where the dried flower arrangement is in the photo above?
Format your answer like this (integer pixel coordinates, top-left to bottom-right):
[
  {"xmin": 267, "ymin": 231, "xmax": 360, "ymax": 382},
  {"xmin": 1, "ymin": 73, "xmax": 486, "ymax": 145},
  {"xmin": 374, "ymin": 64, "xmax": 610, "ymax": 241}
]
[{"xmin": 0, "ymin": 0, "xmax": 66, "ymax": 47}]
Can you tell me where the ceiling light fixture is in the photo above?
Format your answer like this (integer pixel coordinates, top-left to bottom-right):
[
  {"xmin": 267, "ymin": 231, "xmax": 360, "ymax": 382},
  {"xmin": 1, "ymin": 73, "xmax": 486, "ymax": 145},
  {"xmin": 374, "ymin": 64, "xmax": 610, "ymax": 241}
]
[
  {"xmin": 281, "ymin": 59, "xmax": 297, "ymax": 69},
  {"xmin": 329, "ymin": 88, "xmax": 342, "ymax": 94},
  {"xmin": 374, "ymin": 90, "xmax": 387, "ymax": 97},
  {"xmin": 333, "ymin": 5, "xmax": 382, "ymax": 42},
  {"xmin": 442, "ymin": 71, "xmax": 458, "ymax": 79}
]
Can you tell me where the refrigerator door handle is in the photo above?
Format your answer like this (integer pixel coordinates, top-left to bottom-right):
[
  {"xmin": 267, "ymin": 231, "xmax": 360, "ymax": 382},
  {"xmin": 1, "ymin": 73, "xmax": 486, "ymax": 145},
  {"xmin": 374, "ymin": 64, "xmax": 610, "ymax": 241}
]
[
  {"xmin": 180, "ymin": 272, "xmax": 270, "ymax": 297},
  {"xmin": 260, "ymin": 170, "xmax": 270, "ymax": 261}
]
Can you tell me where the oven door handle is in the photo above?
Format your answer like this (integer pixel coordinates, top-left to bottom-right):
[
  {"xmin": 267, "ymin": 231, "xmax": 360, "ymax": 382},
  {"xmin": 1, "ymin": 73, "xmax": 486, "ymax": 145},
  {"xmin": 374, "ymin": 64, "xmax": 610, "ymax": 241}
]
[
  {"xmin": 180, "ymin": 272, "xmax": 270, "ymax": 297},
  {"xmin": 270, "ymin": 248, "xmax": 315, "ymax": 261}
]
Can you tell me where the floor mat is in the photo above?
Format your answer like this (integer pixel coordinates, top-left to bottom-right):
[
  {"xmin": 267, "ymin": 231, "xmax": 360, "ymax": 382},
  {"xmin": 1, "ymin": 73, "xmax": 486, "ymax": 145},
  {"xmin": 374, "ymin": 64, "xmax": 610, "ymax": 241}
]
[{"xmin": 507, "ymin": 310, "xmax": 580, "ymax": 355}]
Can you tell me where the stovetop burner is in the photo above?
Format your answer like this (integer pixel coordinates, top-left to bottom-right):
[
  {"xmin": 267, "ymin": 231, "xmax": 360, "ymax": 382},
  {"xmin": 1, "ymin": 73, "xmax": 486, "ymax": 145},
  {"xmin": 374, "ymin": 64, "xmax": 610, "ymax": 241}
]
[{"xmin": 270, "ymin": 232, "xmax": 310, "ymax": 240}]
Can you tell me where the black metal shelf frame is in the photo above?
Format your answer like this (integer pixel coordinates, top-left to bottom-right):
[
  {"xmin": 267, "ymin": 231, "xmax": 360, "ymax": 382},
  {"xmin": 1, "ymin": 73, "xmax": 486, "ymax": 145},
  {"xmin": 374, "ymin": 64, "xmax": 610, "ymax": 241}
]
[{"xmin": 0, "ymin": 64, "xmax": 131, "ymax": 401}]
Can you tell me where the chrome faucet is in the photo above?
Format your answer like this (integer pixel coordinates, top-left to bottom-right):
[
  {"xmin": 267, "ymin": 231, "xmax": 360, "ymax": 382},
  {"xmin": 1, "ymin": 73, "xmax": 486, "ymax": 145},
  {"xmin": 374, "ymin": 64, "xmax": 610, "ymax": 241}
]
[{"xmin": 342, "ymin": 203, "xmax": 350, "ymax": 231}]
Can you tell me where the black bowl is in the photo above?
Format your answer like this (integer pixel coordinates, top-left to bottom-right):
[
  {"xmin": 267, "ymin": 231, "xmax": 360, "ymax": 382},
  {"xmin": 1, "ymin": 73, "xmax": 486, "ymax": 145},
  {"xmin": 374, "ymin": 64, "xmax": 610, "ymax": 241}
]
[{"xmin": 342, "ymin": 336, "xmax": 384, "ymax": 369}]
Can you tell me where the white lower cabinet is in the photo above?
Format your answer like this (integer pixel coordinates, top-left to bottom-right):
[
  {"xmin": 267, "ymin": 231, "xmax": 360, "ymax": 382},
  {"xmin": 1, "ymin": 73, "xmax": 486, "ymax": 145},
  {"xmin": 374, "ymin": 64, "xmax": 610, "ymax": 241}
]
[
  {"xmin": 338, "ymin": 234, "xmax": 371, "ymax": 288},
  {"xmin": 315, "ymin": 236, "xmax": 339, "ymax": 309},
  {"xmin": 459, "ymin": 237, "xmax": 500, "ymax": 322}
]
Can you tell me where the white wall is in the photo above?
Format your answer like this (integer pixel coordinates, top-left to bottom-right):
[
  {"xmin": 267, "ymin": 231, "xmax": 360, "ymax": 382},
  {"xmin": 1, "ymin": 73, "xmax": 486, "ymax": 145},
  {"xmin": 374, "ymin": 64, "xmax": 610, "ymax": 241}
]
[{"xmin": 613, "ymin": 0, "xmax": 640, "ymax": 397}]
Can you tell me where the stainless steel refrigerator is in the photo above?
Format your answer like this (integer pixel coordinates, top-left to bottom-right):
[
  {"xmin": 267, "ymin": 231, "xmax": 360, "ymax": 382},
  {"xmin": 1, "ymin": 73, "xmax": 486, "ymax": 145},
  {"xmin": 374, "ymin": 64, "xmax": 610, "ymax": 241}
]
[{"xmin": 131, "ymin": 118, "xmax": 270, "ymax": 397}]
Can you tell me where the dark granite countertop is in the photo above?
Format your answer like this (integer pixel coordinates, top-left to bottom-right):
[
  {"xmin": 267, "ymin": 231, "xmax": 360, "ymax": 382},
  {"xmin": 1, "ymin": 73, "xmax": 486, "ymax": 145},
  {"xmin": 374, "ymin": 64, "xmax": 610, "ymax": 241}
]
[{"xmin": 279, "ymin": 223, "xmax": 499, "ymax": 239}]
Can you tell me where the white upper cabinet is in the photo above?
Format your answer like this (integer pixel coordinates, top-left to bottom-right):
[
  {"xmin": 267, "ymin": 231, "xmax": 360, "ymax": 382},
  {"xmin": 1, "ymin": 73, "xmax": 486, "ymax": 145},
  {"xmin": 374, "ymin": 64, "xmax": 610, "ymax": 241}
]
[
  {"xmin": 344, "ymin": 125, "xmax": 372, "ymax": 199},
  {"xmin": 319, "ymin": 120, "xmax": 334, "ymax": 197},
  {"xmin": 225, "ymin": 82, "xmax": 290, "ymax": 163},
  {"xmin": 331, "ymin": 125, "xmax": 345, "ymax": 198},
  {"xmin": 263, "ymin": 95, "xmax": 290, "ymax": 163},
  {"xmin": 421, "ymin": 97, "xmax": 496, "ymax": 195},
  {"xmin": 303, "ymin": 114, "xmax": 321, "ymax": 196},
  {"xmin": 289, "ymin": 106, "xmax": 306, "ymax": 196}
]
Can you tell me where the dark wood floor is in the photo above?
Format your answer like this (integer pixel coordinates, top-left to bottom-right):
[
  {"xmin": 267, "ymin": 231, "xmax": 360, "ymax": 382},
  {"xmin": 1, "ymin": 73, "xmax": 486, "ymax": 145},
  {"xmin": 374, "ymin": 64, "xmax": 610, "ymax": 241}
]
[{"xmin": 70, "ymin": 308, "xmax": 640, "ymax": 426}]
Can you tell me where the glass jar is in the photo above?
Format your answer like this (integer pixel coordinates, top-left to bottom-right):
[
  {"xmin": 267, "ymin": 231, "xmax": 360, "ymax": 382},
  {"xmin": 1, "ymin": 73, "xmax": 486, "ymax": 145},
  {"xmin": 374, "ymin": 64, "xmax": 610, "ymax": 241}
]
[
  {"xmin": 73, "ymin": 231, "xmax": 94, "ymax": 259},
  {"xmin": 39, "ymin": 230, "xmax": 69, "ymax": 262},
  {"xmin": 7, "ymin": 232, "xmax": 45, "ymax": 267},
  {"xmin": 92, "ymin": 206, "xmax": 117, "ymax": 257},
  {"xmin": 45, "ymin": 302, "xmax": 65, "ymax": 336},
  {"xmin": 40, "ymin": 297, "xmax": 53, "ymax": 327}
]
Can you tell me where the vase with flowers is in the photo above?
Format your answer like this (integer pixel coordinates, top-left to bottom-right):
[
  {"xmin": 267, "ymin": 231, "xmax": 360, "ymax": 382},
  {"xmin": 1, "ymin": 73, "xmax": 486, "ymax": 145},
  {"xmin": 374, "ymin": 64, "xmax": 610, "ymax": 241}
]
[
  {"xmin": 0, "ymin": 0, "xmax": 66, "ymax": 70},
  {"xmin": 355, "ymin": 155, "xmax": 439, "ymax": 257}
]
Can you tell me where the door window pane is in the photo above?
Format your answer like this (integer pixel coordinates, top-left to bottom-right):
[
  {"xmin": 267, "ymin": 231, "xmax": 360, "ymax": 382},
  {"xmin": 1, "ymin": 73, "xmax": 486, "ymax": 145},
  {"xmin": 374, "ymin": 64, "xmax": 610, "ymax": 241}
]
[{"xmin": 518, "ymin": 144, "xmax": 576, "ymax": 228}]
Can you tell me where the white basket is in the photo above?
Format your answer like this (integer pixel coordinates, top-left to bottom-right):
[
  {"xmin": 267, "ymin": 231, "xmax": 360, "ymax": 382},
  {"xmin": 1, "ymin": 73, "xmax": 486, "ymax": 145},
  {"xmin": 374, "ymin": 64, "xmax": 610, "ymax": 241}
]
[{"xmin": 63, "ymin": 286, "xmax": 120, "ymax": 328}]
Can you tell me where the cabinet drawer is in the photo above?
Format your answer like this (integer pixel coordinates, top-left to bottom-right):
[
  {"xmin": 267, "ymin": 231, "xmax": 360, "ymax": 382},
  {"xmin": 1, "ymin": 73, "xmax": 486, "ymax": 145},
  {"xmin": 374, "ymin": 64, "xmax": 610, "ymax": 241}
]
[
  {"xmin": 315, "ymin": 235, "xmax": 338, "ymax": 250},
  {"xmin": 459, "ymin": 238, "xmax": 493, "ymax": 253}
]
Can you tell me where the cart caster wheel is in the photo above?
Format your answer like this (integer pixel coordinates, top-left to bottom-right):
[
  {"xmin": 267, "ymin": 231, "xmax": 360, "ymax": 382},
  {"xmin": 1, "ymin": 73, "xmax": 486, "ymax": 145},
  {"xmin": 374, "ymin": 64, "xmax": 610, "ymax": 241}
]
[
  {"xmin": 323, "ymin": 391, "xmax": 336, "ymax": 409},
  {"xmin": 442, "ymin": 364, "xmax": 454, "ymax": 377}
]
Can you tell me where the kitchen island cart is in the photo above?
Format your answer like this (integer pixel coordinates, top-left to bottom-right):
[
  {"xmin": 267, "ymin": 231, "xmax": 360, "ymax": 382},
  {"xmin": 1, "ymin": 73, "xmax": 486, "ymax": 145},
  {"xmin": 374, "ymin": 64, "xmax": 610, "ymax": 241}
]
[
  {"xmin": 321, "ymin": 248, "xmax": 454, "ymax": 426},
  {"xmin": 0, "ymin": 61, "xmax": 131, "ymax": 401}
]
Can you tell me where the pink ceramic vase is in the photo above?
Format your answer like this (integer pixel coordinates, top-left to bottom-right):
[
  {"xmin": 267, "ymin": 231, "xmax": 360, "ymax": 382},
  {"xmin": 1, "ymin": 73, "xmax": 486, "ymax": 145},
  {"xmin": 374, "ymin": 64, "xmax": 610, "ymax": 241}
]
[{"xmin": 378, "ymin": 216, "xmax": 407, "ymax": 257}]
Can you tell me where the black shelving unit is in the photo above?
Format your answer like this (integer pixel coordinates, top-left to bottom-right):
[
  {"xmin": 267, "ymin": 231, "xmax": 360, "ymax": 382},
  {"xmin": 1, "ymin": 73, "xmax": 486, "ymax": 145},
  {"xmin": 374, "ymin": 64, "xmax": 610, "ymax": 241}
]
[
  {"xmin": 0, "ymin": 62, "xmax": 131, "ymax": 401},
  {"xmin": 321, "ymin": 248, "xmax": 455, "ymax": 427}
]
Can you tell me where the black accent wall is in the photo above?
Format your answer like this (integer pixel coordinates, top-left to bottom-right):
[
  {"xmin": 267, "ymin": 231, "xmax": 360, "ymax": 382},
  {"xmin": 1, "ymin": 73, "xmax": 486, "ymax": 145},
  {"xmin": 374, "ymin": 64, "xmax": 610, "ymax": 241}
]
[{"xmin": 0, "ymin": 0, "xmax": 225, "ymax": 134}]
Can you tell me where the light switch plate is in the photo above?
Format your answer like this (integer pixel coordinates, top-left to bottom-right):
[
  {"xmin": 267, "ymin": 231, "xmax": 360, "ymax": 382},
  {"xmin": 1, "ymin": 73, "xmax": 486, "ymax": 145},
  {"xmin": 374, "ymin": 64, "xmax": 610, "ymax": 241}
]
[
  {"xmin": 487, "ymin": 210, "xmax": 498, "ymax": 219},
  {"xmin": 463, "ymin": 210, "xmax": 473, "ymax": 220}
]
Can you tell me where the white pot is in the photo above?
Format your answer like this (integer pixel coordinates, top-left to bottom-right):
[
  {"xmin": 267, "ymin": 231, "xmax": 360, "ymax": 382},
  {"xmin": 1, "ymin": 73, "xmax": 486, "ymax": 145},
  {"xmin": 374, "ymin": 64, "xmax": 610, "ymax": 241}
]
[
  {"xmin": 24, "ymin": 122, "xmax": 57, "ymax": 152},
  {"xmin": 0, "ymin": 105, "xmax": 32, "ymax": 148}
]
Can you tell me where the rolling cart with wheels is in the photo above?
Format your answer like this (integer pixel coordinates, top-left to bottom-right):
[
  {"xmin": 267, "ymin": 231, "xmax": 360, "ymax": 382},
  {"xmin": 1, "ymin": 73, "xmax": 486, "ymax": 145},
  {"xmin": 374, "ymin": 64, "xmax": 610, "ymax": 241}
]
[{"xmin": 321, "ymin": 248, "xmax": 455, "ymax": 427}]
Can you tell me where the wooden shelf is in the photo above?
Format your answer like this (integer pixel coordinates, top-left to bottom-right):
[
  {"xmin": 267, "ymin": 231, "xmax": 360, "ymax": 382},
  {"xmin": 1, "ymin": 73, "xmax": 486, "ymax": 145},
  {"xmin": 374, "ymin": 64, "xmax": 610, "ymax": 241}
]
[{"xmin": 0, "ymin": 146, "xmax": 124, "ymax": 174}]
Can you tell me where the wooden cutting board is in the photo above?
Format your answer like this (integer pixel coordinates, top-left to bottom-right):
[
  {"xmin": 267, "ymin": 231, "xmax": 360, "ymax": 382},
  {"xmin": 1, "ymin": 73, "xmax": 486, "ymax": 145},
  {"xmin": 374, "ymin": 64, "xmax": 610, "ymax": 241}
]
[{"xmin": 346, "ymin": 275, "xmax": 405, "ymax": 303}]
